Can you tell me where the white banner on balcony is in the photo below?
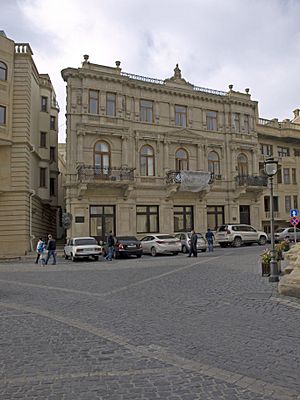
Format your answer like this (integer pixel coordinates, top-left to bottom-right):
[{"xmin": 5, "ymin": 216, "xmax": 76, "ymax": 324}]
[{"xmin": 179, "ymin": 170, "xmax": 211, "ymax": 192}]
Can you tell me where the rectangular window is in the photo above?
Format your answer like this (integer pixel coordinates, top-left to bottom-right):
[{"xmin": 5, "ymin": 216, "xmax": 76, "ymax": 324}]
[
  {"xmin": 283, "ymin": 168, "xmax": 290, "ymax": 184},
  {"xmin": 294, "ymin": 195, "xmax": 298, "ymax": 209},
  {"xmin": 40, "ymin": 132, "xmax": 47, "ymax": 148},
  {"xmin": 285, "ymin": 196, "xmax": 292, "ymax": 212},
  {"xmin": 207, "ymin": 206, "xmax": 225, "ymax": 231},
  {"xmin": 244, "ymin": 115, "xmax": 250, "ymax": 133},
  {"xmin": 233, "ymin": 113, "xmax": 240, "ymax": 132},
  {"xmin": 294, "ymin": 149, "xmax": 300, "ymax": 156},
  {"xmin": 136, "ymin": 205, "xmax": 159, "ymax": 233},
  {"xmin": 260, "ymin": 144, "xmax": 273, "ymax": 156},
  {"xmin": 175, "ymin": 105, "xmax": 187, "ymax": 127},
  {"xmin": 0, "ymin": 105, "xmax": 6, "ymax": 124},
  {"xmin": 40, "ymin": 168, "xmax": 46, "ymax": 187},
  {"xmin": 278, "ymin": 146, "xmax": 289, "ymax": 157},
  {"xmin": 106, "ymin": 92, "xmax": 116, "ymax": 116},
  {"xmin": 264, "ymin": 196, "xmax": 279, "ymax": 212},
  {"xmin": 41, "ymin": 96, "xmax": 48, "ymax": 112},
  {"xmin": 206, "ymin": 111, "xmax": 217, "ymax": 131},
  {"xmin": 174, "ymin": 206, "xmax": 193, "ymax": 232},
  {"xmin": 140, "ymin": 99, "xmax": 153, "ymax": 123},
  {"xmin": 50, "ymin": 115, "xmax": 56, "ymax": 130},
  {"xmin": 50, "ymin": 177, "xmax": 55, "ymax": 196},
  {"xmin": 292, "ymin": 168, "xmax": 297, "ymax": 184},
  {"xmin": 50, "ymin": 146, "xmax": 55, "ymax": 162},
  {"xmin": 89, "ymin": 90, "xmax": 99, "ymax": 114},
  {"xmin": 277, "ymin": 168, "xmax": 282, "ymax": 184}
]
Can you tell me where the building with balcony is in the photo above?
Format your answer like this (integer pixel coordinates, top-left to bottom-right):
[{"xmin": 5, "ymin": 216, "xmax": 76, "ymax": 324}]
[
  {"xmin": 257, "ymin": 113, "xmax": 300, "ymax": 233},
  {"xmin": 61, "ymin": 57, "xmax": 269, "ymax": 242},
  {"xmin": 0, "ymin": 32, "xmax": 59, "ymax": 255}
]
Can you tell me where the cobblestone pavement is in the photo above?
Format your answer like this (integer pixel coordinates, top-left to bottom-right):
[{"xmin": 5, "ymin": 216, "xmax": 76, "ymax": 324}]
[{"xmin": 0, "ymin": 246, "xmax": 300, "ymax": 399}]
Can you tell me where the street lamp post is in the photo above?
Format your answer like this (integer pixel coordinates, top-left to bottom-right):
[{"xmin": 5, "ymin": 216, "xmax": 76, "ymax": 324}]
[{"xmin": 264, "ymin": 157, "xmax": 279, "ymax": 282}]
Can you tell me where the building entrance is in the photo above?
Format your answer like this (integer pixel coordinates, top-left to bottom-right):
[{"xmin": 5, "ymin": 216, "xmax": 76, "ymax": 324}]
[
  {"xmin": 90, "ymin": 205, "xmax": 116, "ymax": 243},
  {"xmin": 239, "ymin": 205, "xmax": 250, "ymax": 225}
]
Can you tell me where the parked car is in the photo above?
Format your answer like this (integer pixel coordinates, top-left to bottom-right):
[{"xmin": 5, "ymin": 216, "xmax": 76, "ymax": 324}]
[
  {"xmin": 64, "ymin": 237, "xmax": 102, "ymax": 261},
  {"xmin": 272, "ymin": 227, "xmax": 300, "ymax": 242},
  {"xmin": 174, "ymin": 232, "xmax": 207, "ymax": 253},
  {"xmin": 140, "ymin": 234, "xmax": 181, "ymax": 256},
  {"xmin": 103, "ymin": 236, "xmax": 143, "ymax": 259},
  {"xmin": 215, "ymin": 224, "xmax": 268, "ymax": 247}
]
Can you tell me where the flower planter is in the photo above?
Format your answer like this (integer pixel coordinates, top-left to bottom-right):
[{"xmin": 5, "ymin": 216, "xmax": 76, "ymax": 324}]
[{"xmin": 261, "ymin": 262, "xmax": 270, "ymax": 276}]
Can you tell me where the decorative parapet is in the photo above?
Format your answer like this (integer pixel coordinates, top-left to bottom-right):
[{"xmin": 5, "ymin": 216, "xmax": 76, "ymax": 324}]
[
  {"xmin": 258, "ymin": 118, "xmax": 300, "ymax": 130},
  {"xmin": 77, "ymin": 165, "xmax": 135, "ymax": 183},
  {"xmin": 235, "ymin": 175, "xmax": 268, "ymax": 187},
  {"xmin": 15, "ymin": 43, "xmax": 33, "ymax": 55}
]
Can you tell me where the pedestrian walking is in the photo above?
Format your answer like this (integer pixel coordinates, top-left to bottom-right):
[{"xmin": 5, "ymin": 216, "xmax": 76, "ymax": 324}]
[
  {"xmin": 45, "ymin": 234, "xmax": 57, "ymax": 265},
  {"xmin": 205, "ymin": 228, "xmax": 215, "ymax": 252},
  {"xmin": 105, "ymin": 231, "xmax": 115, "ymax": 261},
  {"xmin": 35, "ymin": 238, "xmax": 45, "ymax": 264},
  {"xmin": 187, "ymin": 229, "xmax": 198, "ymax": 257}
]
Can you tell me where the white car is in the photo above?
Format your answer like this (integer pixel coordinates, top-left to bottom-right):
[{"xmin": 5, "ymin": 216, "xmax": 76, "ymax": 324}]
[
  {"xmin": 64, "ymin": 237, "xmax": 102, "ymax": 261},
  {"xmin": 140, "ymin": 234, "xmax": 181, "ymax": 256},
  {"xmin": 215, "ymin": 224, "xmax": 268, "ymax": 247}
]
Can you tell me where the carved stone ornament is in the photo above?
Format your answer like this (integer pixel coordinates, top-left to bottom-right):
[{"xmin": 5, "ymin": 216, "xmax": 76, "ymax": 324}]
[{"xmin": 164, "ymin": 64, "xmax": 193, "ymax": 87}]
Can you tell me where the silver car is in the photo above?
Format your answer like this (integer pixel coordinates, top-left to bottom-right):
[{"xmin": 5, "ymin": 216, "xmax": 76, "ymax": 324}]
[
  {"xmin": 175, "ymin": 232, "xmax": 207, "ymax": 253},
  {"xmin": 140, "ymin": 234, "xmax": 181, "ymax": 256},
  {"xmin": 274, "ymin": 227, "xmax": 300, "ymax": 242}
]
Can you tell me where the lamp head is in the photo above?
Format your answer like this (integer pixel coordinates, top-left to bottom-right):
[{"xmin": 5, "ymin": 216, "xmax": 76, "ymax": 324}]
[{"xmin": 264, "ymin": 157, "xmax": 278, "ymax": 177}]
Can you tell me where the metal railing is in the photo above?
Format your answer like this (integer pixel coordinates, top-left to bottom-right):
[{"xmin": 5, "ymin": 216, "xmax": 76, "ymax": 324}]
[
  {"xmin": 235, "ymin": 175, "xmax": 268, "ymax": 187},
  {"xmin": 77, "ymin": 165, "xmax": 135, "ymax": 183},
  {"xmin": 121, "ymin": 72, "xmax": 227, "ymax": 96}
]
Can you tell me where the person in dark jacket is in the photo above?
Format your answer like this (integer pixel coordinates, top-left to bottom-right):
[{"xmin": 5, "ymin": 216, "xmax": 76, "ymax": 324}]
[
  {"xmin": 187, "ymin": 229, "xmax": 198, "ymax": 257},
  {"xmin": 105, "ymin": 231, "xmax": 115, "ymax": 261},
  {"xmin": 205, "ymin": 228, "xmax": 215, "ymax": 252},
  {"xmin": 45, "ymin": 234, "xmax": 57, "ymax": 265}
]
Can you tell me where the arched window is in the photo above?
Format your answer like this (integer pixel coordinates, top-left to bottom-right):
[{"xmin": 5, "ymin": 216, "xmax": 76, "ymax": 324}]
[
  {"xmin": 140, "ymin": 145, "xmax": 155, "ymax": 176},
  {"xmin": 94, "ymin": 141, "xmax": 110, "ymax": 175},
  {"xmin": 208, "ymin": 151, "xmax": 220, "ymax": 177},
  {"xmin": 175, "ymin": 148, "xmax": 189, "ymax": 171},
  {"xmin": 0, "ymin": 62, "xmax": 7, "ymax": 81},
  {"xmin": 237, "ymin": 153, "xmax": 248, "ymax": 176}
]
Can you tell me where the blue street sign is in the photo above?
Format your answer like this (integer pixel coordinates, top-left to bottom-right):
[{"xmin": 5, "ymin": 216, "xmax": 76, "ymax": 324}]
[{"xmin": 290, "ymin": 209, "xmax": 299, "ymax": 218}]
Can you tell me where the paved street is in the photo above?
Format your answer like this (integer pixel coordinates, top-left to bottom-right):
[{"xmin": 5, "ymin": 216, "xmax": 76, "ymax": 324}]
[{"xmin": 0, "ymin": 246, "xmax": 300, "ymax": 400}]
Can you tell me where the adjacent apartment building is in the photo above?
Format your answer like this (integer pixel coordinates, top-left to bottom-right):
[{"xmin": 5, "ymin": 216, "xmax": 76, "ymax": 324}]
[
  {"xmin": 0, "ymin": 32, "xmax": 59, "ymax": 256},
  {"xmin": 61, "ymin": 56, "xmax": 300, "ymax": 243}
]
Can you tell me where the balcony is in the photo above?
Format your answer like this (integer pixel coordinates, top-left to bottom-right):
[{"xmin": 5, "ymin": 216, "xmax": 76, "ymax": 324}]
[
  {"xmin": 235, "ymin": 175, "xmax": 268, "ymax": 187},
  {"xmin": 166, "ymin": 170, "xmax": 213, "ymax": 193},
  {"xmin": 78, "ymin": 165, "xmax": 135, "ymax": 184}
]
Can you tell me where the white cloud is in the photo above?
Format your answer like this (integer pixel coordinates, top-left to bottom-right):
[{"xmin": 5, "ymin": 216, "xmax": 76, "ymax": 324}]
[{"xmin": 5, "ymin": 0, "xmax": 300, "ymax": 141}]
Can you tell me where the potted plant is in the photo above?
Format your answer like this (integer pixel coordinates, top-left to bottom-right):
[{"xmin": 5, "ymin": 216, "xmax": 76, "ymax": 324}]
[{"xmin": 260, "ymin": 248, "xmax": 271, "ymax": 276}]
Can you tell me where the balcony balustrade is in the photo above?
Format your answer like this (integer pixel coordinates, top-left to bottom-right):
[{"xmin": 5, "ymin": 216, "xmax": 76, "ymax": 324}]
[
  {"xmin": 77, "ymin": 165, "xmax": 135, "ymax": 183},
  {"xmin": 235, "ymin": 175, "xmax": 268, "ymax": 187}
]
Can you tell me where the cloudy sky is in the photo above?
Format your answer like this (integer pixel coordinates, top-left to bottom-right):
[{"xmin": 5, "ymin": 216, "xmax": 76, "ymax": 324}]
[{"xmin": 2, "ymin": 0, "xmax": 300, "ymax": 142}]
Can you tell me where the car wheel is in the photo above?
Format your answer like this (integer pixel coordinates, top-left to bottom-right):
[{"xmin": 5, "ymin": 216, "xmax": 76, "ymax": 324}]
[
  {"xmin": 136, "ymin": 254, "xmax": 142, "ymax": 258},
  {"xmin": 93, "ymin": 256, "xmax": 99, "ymax": 261},
  {"xmin": 71, "ymin": 254, "xmax": 77, "ymax": 262},
  {"xmin": 151, "ymin": 247, "xmax": 157, "ymax": 257},
  {"xmin": 182, "ymin": 245, "xmax": 188, "ymax": 253},
  {"xmin": 172, "ymin": 252, "xmax": 178, "ymax": 255},
  {"xmin": 232, "ymin": 237, "xmax": 242, "ymax": 247},
  {"xmin": 64, "ymin": 251, "xmax": 69, "ymax": 260},
  {"xmin": 258, "ymin": 236, "xmax": 267, "ymax": 246}
]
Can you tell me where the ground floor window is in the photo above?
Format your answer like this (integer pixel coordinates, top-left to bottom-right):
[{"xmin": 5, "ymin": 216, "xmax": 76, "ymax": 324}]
[
  {"xmin": 90, "ymin": 205, "xmax": 115, "ymax": 243},
  {"xmin": 137, "ymin": 205, "xmax": 159, "ymax": 233},
  {"xmin": 174, "ymin": 206, "xmax": 193, "ymax": 232},
  {"xmin": 207, "ymin": 206, "xmax": 224, "ymax": 230}
]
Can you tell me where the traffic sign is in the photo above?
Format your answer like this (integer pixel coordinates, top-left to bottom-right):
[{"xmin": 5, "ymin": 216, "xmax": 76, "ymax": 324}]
[
  {"xmin": 290, "ymin": 209, "xmax": 299, "ymax": 217},
  {"xmin": 290, "ymin": 216, "xmax": 299, "ymax": 226}
]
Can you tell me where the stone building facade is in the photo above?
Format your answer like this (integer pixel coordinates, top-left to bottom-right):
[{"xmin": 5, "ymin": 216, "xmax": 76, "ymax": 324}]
[
  {"xmin": 61, "ymin": 56, "xmax": 298, "ymax": 243},
  {"xmin": 0, "ymin": 32, "xmax": 59, "ymax": 255}
]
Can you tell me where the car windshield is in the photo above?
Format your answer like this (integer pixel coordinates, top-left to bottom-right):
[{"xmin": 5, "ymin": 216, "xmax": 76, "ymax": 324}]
[
  {"xmin": 116, "ymin": 236, "xmax": 138, "ymax": 241},
  {"xmin": 217, "ymin": 225, "xmax": 227, "ymax": 232},
  {"xmin": 74, "ymin": 238, "xmax": 97, "ymax": 246},
  {"xmin": 188, "ymin": 233, "xmax": 204, "ymax": 238},
  {"xmin": 156, "ymin": 235, "xmax": 175, "ymax": 239}
]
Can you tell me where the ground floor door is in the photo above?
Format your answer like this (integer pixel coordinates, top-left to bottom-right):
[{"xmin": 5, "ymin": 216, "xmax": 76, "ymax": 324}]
[
  {"xmin": 90, "ymin": 205, "xmax": 116, "ymax": 243},
  {"xmin": 240, "ymin": 205, "xmax": 250, "ymax": 225},
  {"xmin": 207, "ymin": 206, "xmax": 224, "ymax": 231}
]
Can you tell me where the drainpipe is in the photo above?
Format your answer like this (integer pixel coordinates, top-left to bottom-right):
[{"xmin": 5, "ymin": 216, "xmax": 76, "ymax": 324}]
[{"xmin": 29, "ymin": 189, "xmax": 36, "ymax": 252}]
